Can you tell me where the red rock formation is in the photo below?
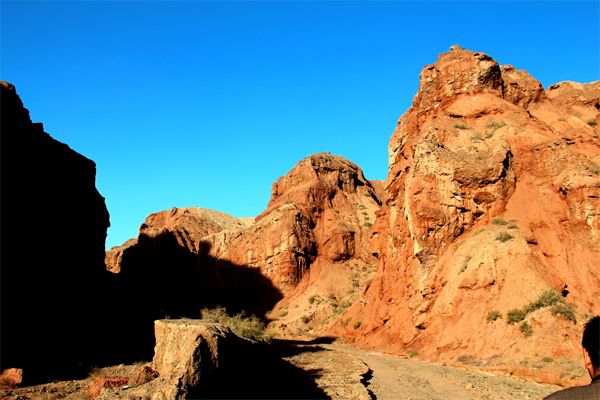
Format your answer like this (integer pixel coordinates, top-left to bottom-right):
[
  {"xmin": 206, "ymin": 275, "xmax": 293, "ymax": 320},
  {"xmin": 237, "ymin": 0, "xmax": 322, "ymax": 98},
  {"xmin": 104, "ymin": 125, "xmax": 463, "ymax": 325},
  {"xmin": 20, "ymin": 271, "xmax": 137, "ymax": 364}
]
[
  {"xmin": 0, "ymin": 82, "xmax": 111, "ymax": 382},
  {"xmin": 202, "ymin": 153, "xmax": 381, "ymax": 295},
  {"xmin": 88, "ymin": 376, "xmax": 129, "ymax": 400},
  {"xmin": 332, "ymin": 46, "xmax": 600, "ymax": 385},
  {"xmin": 90, "ymin": 47, "xmax": 598, "ymax": 386},
  {"xmin": 108, "ymin": 153, "xmax": 382, "ymax": 337},
  {"xmin": 105, "ymin": 207, "xmax": 282, "ymax": 359},
  {"xmin": 201, "ymin": 204, "xmax": 316, "ymax": 293},
  {"xmin": 105, "ymin": 207, "xmax": 248, "ymax": 273},
  {"xmin": 0, "ymin": 368, "xmax": 23, "ymax": 386}
]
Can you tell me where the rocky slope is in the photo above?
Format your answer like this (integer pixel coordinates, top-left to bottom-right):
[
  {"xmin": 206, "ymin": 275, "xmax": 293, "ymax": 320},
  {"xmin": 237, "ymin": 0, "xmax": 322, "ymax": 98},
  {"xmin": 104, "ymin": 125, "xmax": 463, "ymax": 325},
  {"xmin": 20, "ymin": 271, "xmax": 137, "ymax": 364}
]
[
  {"xmin": 104, "ymin": 207, "xmax": 266, "ymax": 359},
  {"xmin": 105, "ymin": 207, "xmax": 250, "ymax": 273},
  {"xmin": 107, "ymin": 153, "xmax": 382, "ymax": 326},
  {"xmin": 331, "ymin": 46, "xmax": 600, "ymax": 386},
  {"xmin": 202, "ymin": 153, "xmax": 382, "ymax": 325},
  {"xmin": 0, "ymin": 82, "xmax": 111, "ymax": 382},
  {"xmin": 73, "ymin": 46, "xmax": 599, "ymax": 387}
]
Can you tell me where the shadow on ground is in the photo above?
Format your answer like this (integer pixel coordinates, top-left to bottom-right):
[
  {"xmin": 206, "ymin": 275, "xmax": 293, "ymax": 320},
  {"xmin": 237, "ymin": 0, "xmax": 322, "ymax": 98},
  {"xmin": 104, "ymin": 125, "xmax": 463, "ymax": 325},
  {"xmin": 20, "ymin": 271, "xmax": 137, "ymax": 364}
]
[
  {"xmin": 194, "ymin": 339, "xmax": 330, "ymax": 399},
  {"xmin": 107, "ymin": 232, "xmax": 284, "ymax": 364}
]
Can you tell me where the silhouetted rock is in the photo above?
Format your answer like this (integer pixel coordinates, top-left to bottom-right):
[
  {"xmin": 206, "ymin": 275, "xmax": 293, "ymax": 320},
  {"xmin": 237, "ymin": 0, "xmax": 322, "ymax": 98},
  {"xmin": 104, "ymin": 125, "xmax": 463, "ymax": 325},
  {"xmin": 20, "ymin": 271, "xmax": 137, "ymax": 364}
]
[
  {"xmin": 94, "ymin": 320, "xmax": 328, "ymax": 399},
  {"xmin": 105, "ymin": 207, "xmax": 250, "ymax": 273},
  {"xmin": 0, "ymin": 82, "xmax": 111, "ymax": 382},
  {"xmin": 108, "ymin": 217, "xmax": 282, "ymax": 360}
]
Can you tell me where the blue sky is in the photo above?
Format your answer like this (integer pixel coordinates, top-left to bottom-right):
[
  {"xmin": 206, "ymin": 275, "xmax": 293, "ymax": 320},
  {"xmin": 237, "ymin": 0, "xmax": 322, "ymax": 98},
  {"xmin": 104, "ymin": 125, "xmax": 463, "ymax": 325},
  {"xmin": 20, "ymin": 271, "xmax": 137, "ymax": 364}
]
[{"xmin": 2, "ymin": 1, "xmax": 599, "ymax": 248}]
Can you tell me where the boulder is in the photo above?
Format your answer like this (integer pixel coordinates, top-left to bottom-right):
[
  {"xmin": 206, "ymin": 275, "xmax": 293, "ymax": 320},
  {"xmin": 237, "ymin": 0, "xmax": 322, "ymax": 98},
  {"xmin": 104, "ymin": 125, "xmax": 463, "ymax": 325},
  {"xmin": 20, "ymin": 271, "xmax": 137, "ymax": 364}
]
[
  {"xmin": 148, "ymin": 320, "xmax": 229, "ymax": 399},
  {"xmin": 0, "ymin": 368, "xmax": 23, "ymax": 386}
]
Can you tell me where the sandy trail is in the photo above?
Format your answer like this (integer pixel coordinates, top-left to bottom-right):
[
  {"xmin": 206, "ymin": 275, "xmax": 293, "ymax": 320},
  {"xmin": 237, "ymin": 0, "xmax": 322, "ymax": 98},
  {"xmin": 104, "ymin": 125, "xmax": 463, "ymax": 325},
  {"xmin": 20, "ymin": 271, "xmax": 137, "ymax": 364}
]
[
  {"xmin": 3, "ymin": 339, "xmax": 564, "ymax": 399},
  {"xmin": 283, "ymin": 341, "xmax": 561, "ymax": 400}
]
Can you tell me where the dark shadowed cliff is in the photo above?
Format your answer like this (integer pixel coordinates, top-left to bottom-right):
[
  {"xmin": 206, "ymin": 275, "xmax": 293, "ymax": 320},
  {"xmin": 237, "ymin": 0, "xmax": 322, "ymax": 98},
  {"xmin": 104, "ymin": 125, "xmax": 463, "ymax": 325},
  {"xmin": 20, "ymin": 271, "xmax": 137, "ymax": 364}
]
[{"xmin": 0, "ymin": 81, "xmax": 111, "ymax": 382}]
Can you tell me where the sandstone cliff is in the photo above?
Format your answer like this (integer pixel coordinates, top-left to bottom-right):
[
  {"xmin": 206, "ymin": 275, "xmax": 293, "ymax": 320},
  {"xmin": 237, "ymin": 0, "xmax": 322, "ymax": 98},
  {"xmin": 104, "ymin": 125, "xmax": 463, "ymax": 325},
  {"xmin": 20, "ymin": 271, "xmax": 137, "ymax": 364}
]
[
  {"xmin": 191, "ymin": 153, "xmax": 381, "ymax": 335},
  {"xmin": 108, "ymin": 153, "xmax": 382, "ymax": 333},
  {"xmin": 105, "ymin": 207, "xmax": 249, "ymax": 273},
  {"xmin": 104, "ymin": 207, "xmax": 278, "ymax": 359},
  {"xmin": 332, "ymin": 46, "xmax": 600, "ymax": 385},
  {"xmin": 0, "ymin": 82, "xmax": 111, "ymax": 382},
  {"xmin": 98, "ymin": 47, "xmax": 599, "ymax": 386}
]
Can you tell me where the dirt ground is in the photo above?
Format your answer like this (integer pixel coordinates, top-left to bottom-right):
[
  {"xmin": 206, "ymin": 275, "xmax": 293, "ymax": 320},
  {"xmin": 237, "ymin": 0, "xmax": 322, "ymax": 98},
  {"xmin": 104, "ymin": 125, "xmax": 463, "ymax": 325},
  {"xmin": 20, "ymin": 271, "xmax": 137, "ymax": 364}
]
[
  {"xmin": 1, "ymin": 339, "xmax": 566, "ymax": 400},
  {"xmin": 282, "ymin": 341, "xmax": 562, "ymax": 400}
]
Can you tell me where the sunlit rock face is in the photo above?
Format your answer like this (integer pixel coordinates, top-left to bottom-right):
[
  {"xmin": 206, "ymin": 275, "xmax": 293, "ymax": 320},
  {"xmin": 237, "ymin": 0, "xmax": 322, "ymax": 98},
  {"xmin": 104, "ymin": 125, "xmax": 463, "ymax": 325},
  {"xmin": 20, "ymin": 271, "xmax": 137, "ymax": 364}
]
[{"xmin": 331, "ymin": 47, "xmax": 600, "ymax": 386}]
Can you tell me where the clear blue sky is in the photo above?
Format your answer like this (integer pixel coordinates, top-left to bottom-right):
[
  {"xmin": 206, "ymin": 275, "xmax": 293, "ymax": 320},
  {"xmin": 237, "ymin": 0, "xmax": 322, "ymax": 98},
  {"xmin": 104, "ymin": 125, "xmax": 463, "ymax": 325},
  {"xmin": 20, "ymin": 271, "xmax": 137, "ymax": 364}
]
[{"xmin": 2, "ymin": 1, "xmax": 598, "ymax": 248}]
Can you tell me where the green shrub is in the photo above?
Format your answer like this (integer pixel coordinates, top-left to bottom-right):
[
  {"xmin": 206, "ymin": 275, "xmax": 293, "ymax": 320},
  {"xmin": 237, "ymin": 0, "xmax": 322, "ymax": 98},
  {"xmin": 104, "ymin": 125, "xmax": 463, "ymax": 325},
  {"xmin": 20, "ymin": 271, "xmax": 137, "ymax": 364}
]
[
  {"xmin": 353, "ymin": 321, "xmax": 362, "ymax": 329},
  {"xmin": 200, "ymin": 307, "xmax": 270, "ymax": 343},
  {"xmin": 308, "ymin": 295, "xmax": 319, "ymax": 305},
  {"xmin": 487, "ymin": 310, "xmax": 502, "ymax": 323},
  {"xmin": 470, "ymin": 132, "xmax": 483, "ymax": 141},
  {"xmin": 587, "ymin": 119, "xmax": 597, "ymax": 126},
  {"xmin": 492, "ymin": 218, "xmax": 508, "ymax": 225},
  {"xmin": 496, "ymin": 232, "xmax": 514, "ymax": 242},
  {"xmin": 407, "ymin": 349, "xmax": 418, "ymax": 358},
  {"xmin": 300, "ymin": 315, "xmax": 310, "ymax": 324},
  {"xmin": 542, "ymin": 357, "xmax": 554, "ymax": 363},
  {"xmin": 506, "ymin": 309, "xmax": 526, "ymax": 324},
  {"xmin": 487, "ymin": 120, "xmax": 506, "ymax": 130},
  {"xmin": 520, "ymin": 321, "xmax": 533, "ymax": 337},
  {"xmin": 459, "ymin": 255, "xmax": 472, "ymax": 274},
  {"xmin": 279, "ymin": 310, "xmax": 288, "ymax": 317},
  {"xmin": 551, "ymin": 302, "xmax": 577, "ymax": 323},
  {"xmin": 454, "ymin": 122, "xmax": 469, "ymax": 130},
  {"xmin": 582, "ymin": 312, "xmax": 594, "ymax": 321},
  {"xmin": 524, "ymin": 290, "xmax": 561, "ymax": 313},
  {"xmin": 504, "ymin": 289, "xmax": 576, "ymax": 328},
  {"xmin": 364, "ymin": 222, "xmax": 373, "ymax": 229}
]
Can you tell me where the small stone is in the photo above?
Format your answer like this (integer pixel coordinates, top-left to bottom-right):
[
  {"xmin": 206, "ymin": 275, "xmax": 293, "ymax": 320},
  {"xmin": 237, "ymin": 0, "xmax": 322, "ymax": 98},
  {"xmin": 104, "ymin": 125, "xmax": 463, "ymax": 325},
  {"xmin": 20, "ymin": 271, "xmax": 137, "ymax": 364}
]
[{"xmin": 0, "ymin": 368, "xmax": 23, "ymax": 386}]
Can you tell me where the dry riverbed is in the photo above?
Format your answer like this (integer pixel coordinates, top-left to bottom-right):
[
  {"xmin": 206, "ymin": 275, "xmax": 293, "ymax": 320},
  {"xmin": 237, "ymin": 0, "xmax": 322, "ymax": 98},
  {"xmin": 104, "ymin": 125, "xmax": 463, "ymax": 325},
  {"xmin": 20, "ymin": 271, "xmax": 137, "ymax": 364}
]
[
  {"xmin": 282, "ymin": 341, "xmax": 562, "ymax": 400},
  {"xmin": 2, "ymin": 339, "xmax": 564, "ymax": 399}
]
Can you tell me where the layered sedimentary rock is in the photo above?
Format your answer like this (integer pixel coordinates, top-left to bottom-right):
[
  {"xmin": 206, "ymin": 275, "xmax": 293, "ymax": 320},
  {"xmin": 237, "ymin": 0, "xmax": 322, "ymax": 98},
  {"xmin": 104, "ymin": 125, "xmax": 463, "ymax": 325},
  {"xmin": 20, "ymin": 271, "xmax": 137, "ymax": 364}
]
[
  {"xmin": 148, "ymin": 320, "xmax": 231, "ymax": 399},
  {"xmin": 108, "ymin": 153, "xmax": 382, "ymax": 336},
  {"xmin": 0, "ymin": 82, "xmax": 111, "ymax": 381},
  {"xmin": 202, "ymin": 153, "xmax": 381, "ymax": 292},
  {"xmin": 105, "ymin": 207, "xmax": 249, "ymax": 273},
  {"xmin": 200, "ymin": 153, "xmax": 383, "ymax": 333},
  {"xmin": 104, "ymin": 207, "xmax": 268, "ymax": 359},
  {"xmin": 333, "ymin": 46, "xmax": 600, "ymax": 385}
]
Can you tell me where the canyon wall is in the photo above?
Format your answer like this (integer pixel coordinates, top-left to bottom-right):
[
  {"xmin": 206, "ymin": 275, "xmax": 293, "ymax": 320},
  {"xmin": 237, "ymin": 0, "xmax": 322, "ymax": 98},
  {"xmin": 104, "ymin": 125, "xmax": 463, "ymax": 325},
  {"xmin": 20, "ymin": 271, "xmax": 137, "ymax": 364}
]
[
  {"xmin": 332, "ymin": 46, "xmax": 600, "ymax": 385},
  {"xmin": 0, "ymin": 82, "xmax": 111, "ymax": 382}
]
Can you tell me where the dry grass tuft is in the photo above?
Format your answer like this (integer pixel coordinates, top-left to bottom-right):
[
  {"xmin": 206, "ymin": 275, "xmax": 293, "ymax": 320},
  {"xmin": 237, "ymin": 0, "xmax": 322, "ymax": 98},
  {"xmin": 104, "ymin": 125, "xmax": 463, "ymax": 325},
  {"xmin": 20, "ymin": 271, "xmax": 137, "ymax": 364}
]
[{"xmin": 200, "ymin": 306, "xmax": 271, "ymax": 343}]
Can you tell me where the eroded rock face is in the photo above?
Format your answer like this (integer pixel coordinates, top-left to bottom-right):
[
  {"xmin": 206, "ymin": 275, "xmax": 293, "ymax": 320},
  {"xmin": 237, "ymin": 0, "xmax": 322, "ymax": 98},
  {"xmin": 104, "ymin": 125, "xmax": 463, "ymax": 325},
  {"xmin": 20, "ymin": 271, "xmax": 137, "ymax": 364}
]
[
  {"xmin": 105, "ymin": 211, "xmax": 276, "ymax": 361},
  {"xmin": 105, "ymin": 207, "xmax": 248, "ymax": 273},
  {"xmin": 201, "ymin": 204, "xmax": 316, "ymax": 294},
  {"xmin": 111, "ymin": 153, "xmax": 380, "ymax": 304},
  {"xmin": 149, "ymin": 320, "xmax": 230, "ymax": 399},
  {"xmin": 201, "ymin": 153, "xmax": 381, "ymax": 296},
  {"xmin": 265, "ymin": 153, "xmax": 380, "ymax": 263},
  {"xmin": 411, "ymin": 45, "xmax": 503, "ymax": 113},
  {"xmin": 109, "ymin": 319, "xmax": 328, "ymax": 400},
  {"xmin": 0, "ymin": 82, "xmax": 111, "ymax": 381},
  {"xmin": 501, "ymin": 65, "xmax": 547, "ymax": 108},
  {"xmin": 107, "ymin": 153, "xmax": 382, "ymax": 341},
  {"xmin": 333, "ymin": 47, "xmax": 600, "ymax": 385}
]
